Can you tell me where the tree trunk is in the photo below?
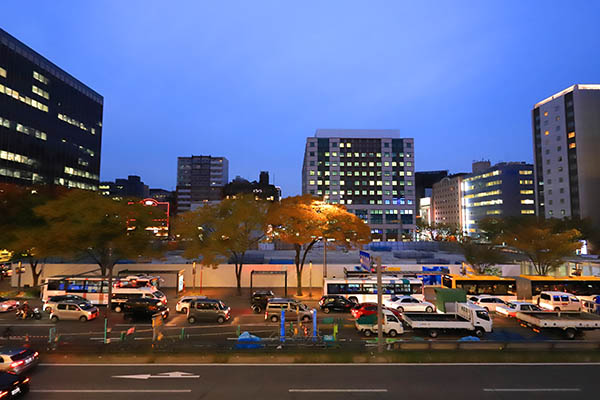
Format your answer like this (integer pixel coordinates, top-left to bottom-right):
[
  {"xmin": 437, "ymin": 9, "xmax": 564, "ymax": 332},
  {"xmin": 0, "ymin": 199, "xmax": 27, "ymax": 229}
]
[
  {"xmin": 29, "ymin": 259, "xmax": 41, "ymax": 288},
  {"xmin": 296, "ymin": 269, "xmax": 303, "ymax": 296},
  {"xmin": 233, "ymin": 251, "xmax": 245, "ymax": 296}
]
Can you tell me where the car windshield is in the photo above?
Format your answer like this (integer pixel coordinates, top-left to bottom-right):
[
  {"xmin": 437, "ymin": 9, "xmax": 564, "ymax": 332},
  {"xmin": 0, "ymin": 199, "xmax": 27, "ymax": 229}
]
[
  {"xmin": 298, "ymin": 303, "xmax": 308, "ymax": 311},
  {"xmin": 0, "ymin": 297, "xmax": 6, "ymax": 302},
  {"xmin": 218, "ymin": 301, "xmax": 227, "ymax": 310},
  {"xmin": 154, "ymin": 290, "xmax": 165, "ymax": 298},
  {"xmin": 476, "ymin": 310, "xmax": 490, "ymax": 321},
  {"xmin": 79, "ymin": 303, "xmax": 95, "ymax": 310},
  {"xmin": 506, "ymin": 302, "xmax": 517, "ymax": 309}
]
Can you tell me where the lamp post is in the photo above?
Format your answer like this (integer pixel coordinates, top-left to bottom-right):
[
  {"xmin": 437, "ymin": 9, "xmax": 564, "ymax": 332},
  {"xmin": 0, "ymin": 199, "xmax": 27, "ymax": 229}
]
[{"xmin": 322, "ymin": 238, "xmax": 327, "ymax": 280}]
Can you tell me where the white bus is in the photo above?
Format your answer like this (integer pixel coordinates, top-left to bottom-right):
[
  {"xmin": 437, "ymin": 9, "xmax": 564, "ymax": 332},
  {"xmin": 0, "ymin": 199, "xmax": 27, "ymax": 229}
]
[
  {"xmin": 324, "ymin": 277, "xmax": 424, "ymax": 303},
  {"xmin": 42, "ymin": 276, "xmax": 165, "ymax": 305}
]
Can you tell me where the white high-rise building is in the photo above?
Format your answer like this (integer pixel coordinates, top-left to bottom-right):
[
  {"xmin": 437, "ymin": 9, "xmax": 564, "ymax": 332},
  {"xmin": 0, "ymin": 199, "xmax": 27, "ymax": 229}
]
[
  {"xmin": 302, "ymin": 129, "xmax": 415, "ymax": 241},
  {"xmin": 532, "ymin": 84, "xmax": 600, "ymax": 226}
]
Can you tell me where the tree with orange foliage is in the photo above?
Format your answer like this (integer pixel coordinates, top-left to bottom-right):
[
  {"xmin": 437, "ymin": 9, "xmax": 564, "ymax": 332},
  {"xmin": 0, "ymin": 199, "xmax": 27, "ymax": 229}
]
[{"xmin": 268, "ymin": 195, "xmax": 371, "ymax": 295}]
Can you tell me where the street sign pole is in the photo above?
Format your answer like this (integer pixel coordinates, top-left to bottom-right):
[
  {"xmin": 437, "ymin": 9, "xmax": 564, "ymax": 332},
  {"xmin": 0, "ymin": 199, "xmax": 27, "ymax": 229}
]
[
  {"xmin": 376, "ymin": 256, "xmax": 383, "ymax": 354},
  {"xmin": 309, "ymin": 261, "xmax": 313, "ymax": 299}
]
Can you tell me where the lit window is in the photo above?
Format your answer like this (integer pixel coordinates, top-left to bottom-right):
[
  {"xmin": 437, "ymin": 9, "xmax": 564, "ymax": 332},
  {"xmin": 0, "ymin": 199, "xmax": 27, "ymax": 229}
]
[
  {"xmin": 521, "ymin": 199, "xmax": 535, "ymax": 205},
  {"xmin": 544, "ymin": 130, "xmax": 549, "ymax": 136},
  {"xmin": 544, "ymin": 111, "xmax": 548, "ymax": 116},
  {"xmin": 568, "ymin": 132, "xmax": 575, "ymax": 139},
  {"xmin": 521, "ymin": 210, "xmax": 535, "ymax": 215},
  {"xmin": 0, "ymin": 67, "xmax": 6, "ymax": 78},
  {"xmin": 569, "ymin": 143, "xmax": 576, "ymax": 149}
]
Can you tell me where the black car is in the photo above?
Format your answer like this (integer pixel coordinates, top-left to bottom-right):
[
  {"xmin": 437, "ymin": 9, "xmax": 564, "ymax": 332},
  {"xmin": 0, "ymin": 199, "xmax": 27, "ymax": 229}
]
[
  {"xmin": 250, "ymin": 290, "xmax": 275, "ymax": 313},
  {"xmin": 0, "ymin": 371, "xmax": 29, "ymax": 398},
  {"xmin": 122, "ymin": 298, "xmax": 169, "ymax": 322},
  {"xmin": 319, "ymin": 295, "xmax": 355, "ymax": 314}
]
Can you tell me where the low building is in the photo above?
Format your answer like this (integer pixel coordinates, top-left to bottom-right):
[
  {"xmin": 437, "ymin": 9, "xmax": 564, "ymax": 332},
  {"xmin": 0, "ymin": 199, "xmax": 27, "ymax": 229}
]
[
  {"xmin": 99, "ymin": 175, "xmax": 149, "ymax": 199},
  {"xmin": 223, "ymin": 171, "xmax": 280, "ymax": 201}
]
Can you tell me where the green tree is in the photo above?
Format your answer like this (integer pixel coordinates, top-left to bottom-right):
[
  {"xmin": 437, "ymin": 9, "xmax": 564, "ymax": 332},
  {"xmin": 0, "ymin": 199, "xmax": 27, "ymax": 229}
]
[
  {"xmin": 175, "ymin": 195, "xmax": 270, "ymax": 295},
  {"xmin": 460, "ymin": 239, "xmax": 507, "ymax": 275},
  {"xmin": 0, "ymin": 184, "xmax": 66, "ymax": 287},
  {"xmin": 35, "ymin": 190, "xmax": 162, "ymax": 313},
  {"xmin": 501, "ymin": 224, "xmax": 581, "ymax": 275},
  {"xmin": 268, "ymin": 195, "xmax": 371, "ymax": 295}
]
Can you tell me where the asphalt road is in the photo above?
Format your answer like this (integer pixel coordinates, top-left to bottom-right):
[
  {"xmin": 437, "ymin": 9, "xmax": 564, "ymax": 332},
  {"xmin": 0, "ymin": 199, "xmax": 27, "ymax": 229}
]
[{"xmin": 25, "ymin": 363, "xmax": 600, "ymax": 400}]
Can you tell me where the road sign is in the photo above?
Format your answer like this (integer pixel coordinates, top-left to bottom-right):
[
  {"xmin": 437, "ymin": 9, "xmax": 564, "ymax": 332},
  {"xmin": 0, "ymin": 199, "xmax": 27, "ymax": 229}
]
[{"xmin": 113, "ymin": 371, "xmax": 200, "ymax": 379}]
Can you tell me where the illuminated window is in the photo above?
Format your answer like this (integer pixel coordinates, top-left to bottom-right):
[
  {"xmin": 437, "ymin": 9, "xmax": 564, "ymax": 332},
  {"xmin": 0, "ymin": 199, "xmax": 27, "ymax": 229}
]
[
  {"xmin": 58, "ymin": 114, "xmax": 93, "ymax": 134},
  {"xmin": 521, "ymin": 199, "xmax": 535, "ymax": 205},
  {"xmin": 569, "ymin": 143, "xmax": 576, "ymax": 149},
  {"xmin": 544, "ymin": 130, "xmax": 549, "ymax": 136},
  {"xmin": 521, "ymin": 210, "xmax": 535, "ymax": 215},
  {"xmin": 33, "ymin": 71, "xmax": 50, "ymax": 85},
  {"xmin": 520, "ymin": 190, "xmax": 534, "ymax": 195},
  {"xmin": 519, "ymin": 170, "xmax": 532, "ymax": 175},
  {"xmin": 519, "ymin": 180, "xmax": 533, "ymax": 185},
  {"xmin": 32, "ymin": 85, "xmax": 49, "ymax": 100},
  {"xmin": 544, "ymin": 111, "xmax": 548, "ymax": 116},
  {"xmin": 0, "ymin": 83, "xmax": 48, "ymax": 112},
  {"xmin": 0, "ymin": 67, "xmax": 6, "ymax": 78},
  {"xmin": 568, "ymin": 131, "xmax": 575, "ymax": 139},
  {"xmin": 0, "ymin": 116, "xmax": 47, "ymax": 141}
]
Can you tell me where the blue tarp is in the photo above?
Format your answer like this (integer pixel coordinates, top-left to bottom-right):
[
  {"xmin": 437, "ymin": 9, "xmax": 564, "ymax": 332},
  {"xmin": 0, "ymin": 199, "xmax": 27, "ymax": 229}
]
[{"xmin": 235, "ymin": 331, "xmax": 264, "ymax": 349}]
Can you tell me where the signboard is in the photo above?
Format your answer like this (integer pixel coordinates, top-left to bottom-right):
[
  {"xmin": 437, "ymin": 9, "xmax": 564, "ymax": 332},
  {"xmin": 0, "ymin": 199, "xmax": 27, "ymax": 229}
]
[{"xmin": 359, "ymin": 251, "xmax": 371, "ymax": 272}]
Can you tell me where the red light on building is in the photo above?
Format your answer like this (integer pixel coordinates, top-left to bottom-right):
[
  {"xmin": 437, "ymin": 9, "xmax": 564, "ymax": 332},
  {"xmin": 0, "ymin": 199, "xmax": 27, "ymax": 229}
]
[{"xmin": 128, "ymin": 198, "xmax": 170, "ymax": 238}]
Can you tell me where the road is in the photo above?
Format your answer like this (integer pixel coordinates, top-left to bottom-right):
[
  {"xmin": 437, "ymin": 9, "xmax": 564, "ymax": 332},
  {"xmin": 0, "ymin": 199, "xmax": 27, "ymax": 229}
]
[{"xmin": 26, "ymin": 363, "xmax": 600, "ymax": 399}]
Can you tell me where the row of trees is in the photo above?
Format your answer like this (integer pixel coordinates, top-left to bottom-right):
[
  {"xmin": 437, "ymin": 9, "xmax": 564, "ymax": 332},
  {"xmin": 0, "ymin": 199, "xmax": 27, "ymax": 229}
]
[{"xmin": 0, "ymin": 185, "xmax": 370, "ymax": 296}]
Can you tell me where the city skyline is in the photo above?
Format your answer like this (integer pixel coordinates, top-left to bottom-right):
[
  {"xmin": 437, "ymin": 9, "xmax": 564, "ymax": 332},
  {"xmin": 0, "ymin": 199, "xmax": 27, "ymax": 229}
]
[{"xmin": 2, "ymin": 2, "xmax": 600, "ymax": 196}]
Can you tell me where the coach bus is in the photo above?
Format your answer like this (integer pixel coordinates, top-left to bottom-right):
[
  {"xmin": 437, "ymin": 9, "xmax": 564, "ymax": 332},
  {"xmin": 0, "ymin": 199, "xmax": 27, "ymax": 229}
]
[
  {"xmin": 323, "ymin": 277, "xmax": 424, "ymax": 303},
  {"xmin": 442, "ymin": 274, "xmax": 517, "ymax": 301},
  {"xmin": 516, "ymin": 275, "xmax": 600, "ymax": 301}
]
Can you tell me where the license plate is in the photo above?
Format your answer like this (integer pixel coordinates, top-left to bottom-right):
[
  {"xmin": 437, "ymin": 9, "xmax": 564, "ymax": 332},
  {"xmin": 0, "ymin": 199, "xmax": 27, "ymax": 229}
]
[{"xmin": 11, "ymin": 387, "xmax": 20, "ymax": 395}]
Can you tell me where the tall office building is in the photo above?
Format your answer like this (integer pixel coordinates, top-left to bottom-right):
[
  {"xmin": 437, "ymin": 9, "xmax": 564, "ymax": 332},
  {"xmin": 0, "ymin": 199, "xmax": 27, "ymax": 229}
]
[
  {"xmin": 432, "ymin": 173, "xmax": 467, "ymax": 228},
  {"xmin": 462, "ymin": 162, "xmax": 535, "ymax": 238},
  {"xmin": 176, "ymin": 155, "xmax": 228, "ymax": 213},
  {"xmin": 302, "ymin": 129, "xmax": 415, "ymax": 241},
  {"xmin": 532, "ymin": 84, "xmax": 600, "ymax": 227},
  {"xmin": 0, "ymin": 28, "xmax": 102, "ymax": 190}
]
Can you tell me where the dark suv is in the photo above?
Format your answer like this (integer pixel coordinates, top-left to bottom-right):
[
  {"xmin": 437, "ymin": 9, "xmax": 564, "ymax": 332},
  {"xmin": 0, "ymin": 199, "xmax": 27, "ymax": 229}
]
[
  {"xmin": 122, "ymin": 298, "xmax": 169, "ymax": 322},
  {"xmin": 319, "ymin": 295, "xmax": 355, "ymax": 313},
  {"xmin": 250, "ymin": 290, "xmax": 275, "ymax": 313}
]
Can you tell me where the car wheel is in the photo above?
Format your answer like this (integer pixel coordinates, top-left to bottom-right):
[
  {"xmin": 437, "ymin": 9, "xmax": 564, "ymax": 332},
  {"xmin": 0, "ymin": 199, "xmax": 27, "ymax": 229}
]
[
  {"xmin": 388, "ymin": 329, "xmax": 398, "ymax": 337},
  {"xmin": 51, "ymin": 315, "xmax": 59, "ymax": 323},
  {"xmin": 270, "ymin": 315, "xmax": 279, "ymax": 323},
  {"xmin": 217, "ymin": 316, "xmax": 226, "ymax": 324},
  {"xmin": 475, "ymin": 328, "xmax": 485, "ymax": 338},
  {"xmin": 428, "ymin": 329, "xmax": 439, "ymax": 338},
  {"xmin": 554, "ymin": 307, "xmax": 561, "ymax": 311},
  {"xmin": 79, "ymin": 316, "xmax": 88, "ymax": 322},
  {"xmin": 396, "ymin": 306, "xmax": 404, "ymax": 313},
  {"xmin": 364, "ymin": 329, "xmax": 373, "ymax": 337},
  {"xmin": 302, "ymin": 316, "xmax": 311, "ymax": 322},
  {"xmin": 565, "ymin": 328, "xmax": 577, "ymax": 340},
  {"xmin": 425, "ymin": 306, "xmax": 434, "ymax": 313},
  {"xmin": 252, "ymin": 305, "xmax": 261, "ymax": 314},
  {"xmin": 181, "ymin": 307, "xmax": 188, "ymax": 315},
  {"xmin": 188, "ymin": 316, "xmax": 196, "ymax": 324},
  {"xmin": 323, "ymin": 307, "xmax": 331, "ymax": 314},
  {"xmin": 114, "ymin": 305, "xmax": 122, "ymax": 313}
]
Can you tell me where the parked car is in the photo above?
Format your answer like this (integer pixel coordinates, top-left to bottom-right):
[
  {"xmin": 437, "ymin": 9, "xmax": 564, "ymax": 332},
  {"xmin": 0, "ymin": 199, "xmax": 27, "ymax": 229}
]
[
  {"xmin": 468, "ymin": 295, "xmax": 507, "ymax": 312},
  {"xmin": 0, "ymin": 298, "xmax": 18, "ymax": 313},
  {"xmin": 264, "ymin": 298, "xmax": 312, "ymax": 323},
  {"xmin": 50, "ymin": 302, "xmax": 99, "ymax": 322},
  {"xmin": 187, "ymin": 298, "xmax": 231, "ymax": 324},
  {"xmin": 538, "ymin": 291, "xmax": 581, "ymax": 311},
  {"xmin": 176, "ymin": 296, "xmax": 207, "ymax": 313},
  {"xmin": 496, "ymin": 301, "xmax": 542, "ymax": 317},
  {"xmin": 123, "ymin": 298, "xmax": 169, "ymax": 322},
  {"xmin": 0, "ymin": 371, "xmax": 29, "ymax": 398},
  {"xmin": 319, "ymin": 295, "xmax": 355, "ymax": 313},
  {"xmin": 384, "ymin": 295, "xmax": 436, "ymax": 313},
  {"xmin": 351, "ymin": 302, "xmax": 402, "ymax": 319},
  {"xmin": 112, "ymin": 287, "xmax": 167, "ymax": 313},
  {"xmin": 0, "ymin": 347, "xmax": 39, "ymax": 375},
  {"xmin": 251, "ymin": 290, "xmax": 275, "ymax": 313},
  {"xmin": 43, "ymin": 295, "xmax": 91, "ymax": 313}
]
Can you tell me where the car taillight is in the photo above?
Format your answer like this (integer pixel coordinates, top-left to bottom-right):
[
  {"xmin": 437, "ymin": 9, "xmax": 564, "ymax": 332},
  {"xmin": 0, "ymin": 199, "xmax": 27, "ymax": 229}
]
[
  {"xmin": 10, "ymin": 360, "xmax": 24, "ymax": 369},
  {"xmin": 0, "ymin": 390, "xmax": 8, "ymax": 398},
  {"xmin": 21, "ymin": 377, "xmax": 30, "ymax": 384},
  {"xmin": 33, "ymin": 352, "xmax": 39, "ymax": 358}
]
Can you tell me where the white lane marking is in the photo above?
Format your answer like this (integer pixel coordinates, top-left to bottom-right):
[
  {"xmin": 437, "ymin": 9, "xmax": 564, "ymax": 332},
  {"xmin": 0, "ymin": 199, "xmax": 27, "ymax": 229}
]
[
  {"xmin": 38, "ymin": 362, "xmax": 600, "ymax": 367},
  {"xmin": 31, "ymin": 389, "xmax": 192, "ymax": 393},
  {"xmin": 290, "ymin": 389, "xmax": 388, "ymax": 393},
  {"xmin": 114, "ymin": 371, "xmax": 200, "ymax": 379},
  {"xmin": 483, "ymin": 388, "xmax": 581, "ymax": 392}
]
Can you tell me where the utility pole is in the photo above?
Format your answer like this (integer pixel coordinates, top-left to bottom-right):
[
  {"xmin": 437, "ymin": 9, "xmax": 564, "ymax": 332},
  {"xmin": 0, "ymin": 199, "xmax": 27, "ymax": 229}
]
[
  {"xmin": 192, "ymin": 261, "xmax": 196, "ymax": 291},
  {"xmin": 323, "ymin": 238, "xmax": 327, "ymax": 280},
  {"xmin": 375, "ymin": 256, "xmax": 383, "ymax": 354},
  {"xmin": 309, "ymin": 260, "xmax": 313, "ymax": 299}
]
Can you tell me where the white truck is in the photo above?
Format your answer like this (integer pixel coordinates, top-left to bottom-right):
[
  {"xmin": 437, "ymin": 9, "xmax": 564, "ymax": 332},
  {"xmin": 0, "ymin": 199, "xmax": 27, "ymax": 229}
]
[
  {"xmin": 355, "ymin": 309, "xmax": 404, "ymax": 337},
  {"xmin": 516, "ymin": 311, "xmax": 600, "ymax": 340},
  {"xmin": 403, "ymin": 303, "xmax": 493, "ymax": 338}
]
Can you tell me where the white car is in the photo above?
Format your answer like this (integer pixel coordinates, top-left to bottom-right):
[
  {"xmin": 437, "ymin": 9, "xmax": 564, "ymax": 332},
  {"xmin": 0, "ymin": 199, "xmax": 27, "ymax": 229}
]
[
  {"xmin": 176, "ymin": 296, "xmax": 207, "ymax": 313},
  {"xmin": 496, "ymin": 301, "xmax": 542, "ymax": 317},
  {"xmin": 468, "ymin": 295, "xmax": 507, "ymax": 312},
  {"xmin": 538, "ymin": 291, "xmax": 581, "ymax": 311},
  {"xmin": 384, "ymin": 295, "xmax": 436, "ymax": 313},
  {"xmin": 0, "ymin": 297, "xmax": 18, "ymax": 313}
]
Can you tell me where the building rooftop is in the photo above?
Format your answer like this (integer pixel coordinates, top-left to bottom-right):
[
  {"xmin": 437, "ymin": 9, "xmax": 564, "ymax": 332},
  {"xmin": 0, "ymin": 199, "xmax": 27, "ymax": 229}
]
[
  {"xmin": 314, "ymin": 129, "xmax": 402, "ymax": 139},
  {"xmin": 534, "ymin": 84, "xmax": 600, "ymax": 108}
]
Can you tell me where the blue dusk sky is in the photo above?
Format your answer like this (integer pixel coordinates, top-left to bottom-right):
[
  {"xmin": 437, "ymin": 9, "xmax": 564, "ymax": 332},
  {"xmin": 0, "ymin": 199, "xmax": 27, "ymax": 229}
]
[{"xmin": 2, "ymin": 1, "xmax": 599, "ymax": 196}]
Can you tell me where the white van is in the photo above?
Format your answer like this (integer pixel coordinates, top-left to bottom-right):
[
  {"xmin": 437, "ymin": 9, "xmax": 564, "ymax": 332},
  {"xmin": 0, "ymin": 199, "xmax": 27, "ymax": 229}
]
[
  {"xmin": 112, "ymin": 287, "xmax": 167, "ymax": 313},
  {"xmin": 538, "ymin": 291, "xmax": 581, "ymax": 311}
]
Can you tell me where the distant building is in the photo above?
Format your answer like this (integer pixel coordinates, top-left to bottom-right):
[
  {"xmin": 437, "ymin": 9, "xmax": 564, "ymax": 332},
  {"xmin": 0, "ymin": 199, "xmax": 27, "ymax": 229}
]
[
  {"xmin": 432, "ymin": 173, "xmax": 467, "ymax": 228},
  {"xmin": 532, "ymin": 84, "xmax": 600, "ymax": 227},
  {"xmin": 0, "ymin": 28, "xmax": 103, "ymax": 190},
  {"xmin": 462, "ymin": 162, "xmax": 535, "ymax": 238},
  {"xmin": 223, "ymin": 171, "xmax": 280, "ymax": 201},
  {"xmin": 128, "ymin": 198, "xmax": 169, "ymax": 238},
  {"xmin": 176, "ymin": 155, "xmax": 228, "ymax": 213},
  {"xmin": 415, "ymin": 170, "xmax": 448, "ymax": 219},
  {"xmin": 419, "ymin": 196, "xmax": 433, "ymax": 225},
  {"xmin": 302, "ymin": 129, "xmax": 416, "ymax": 241},
  {"xmin": 149, "ymin": 188, "xmax": 175, "ymax": 215},
  {"xmin": 99, "ymin": 175, "xmax": 149, "ymax": 199}
]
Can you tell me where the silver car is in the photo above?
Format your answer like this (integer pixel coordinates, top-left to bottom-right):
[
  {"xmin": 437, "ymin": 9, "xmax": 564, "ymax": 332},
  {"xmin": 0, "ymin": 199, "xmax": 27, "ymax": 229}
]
[
  {"xmin": 50, "ymin": 302, "xmax": 99, "ymax": 322},
  {"xmin": 0, "ymin": 347, "xmax": 39, "ymax": 374}
]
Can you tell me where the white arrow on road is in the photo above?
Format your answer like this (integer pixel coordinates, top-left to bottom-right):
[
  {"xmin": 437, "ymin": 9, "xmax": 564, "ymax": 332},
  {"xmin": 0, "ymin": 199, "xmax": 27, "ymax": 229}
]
[{"xmin": 113, "ymin": 371, "xmax": 200, "ymax": 379}]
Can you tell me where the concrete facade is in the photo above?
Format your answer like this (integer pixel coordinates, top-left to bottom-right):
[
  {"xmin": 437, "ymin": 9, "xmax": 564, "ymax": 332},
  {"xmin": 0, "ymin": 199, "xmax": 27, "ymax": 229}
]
[
  {"xmin": 176, "ymin": 155, "xmax": 229, "ymax": 213},
  {"xmin": 432, "ymin": 174, "xmax": 465, "ymax": 229}
]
